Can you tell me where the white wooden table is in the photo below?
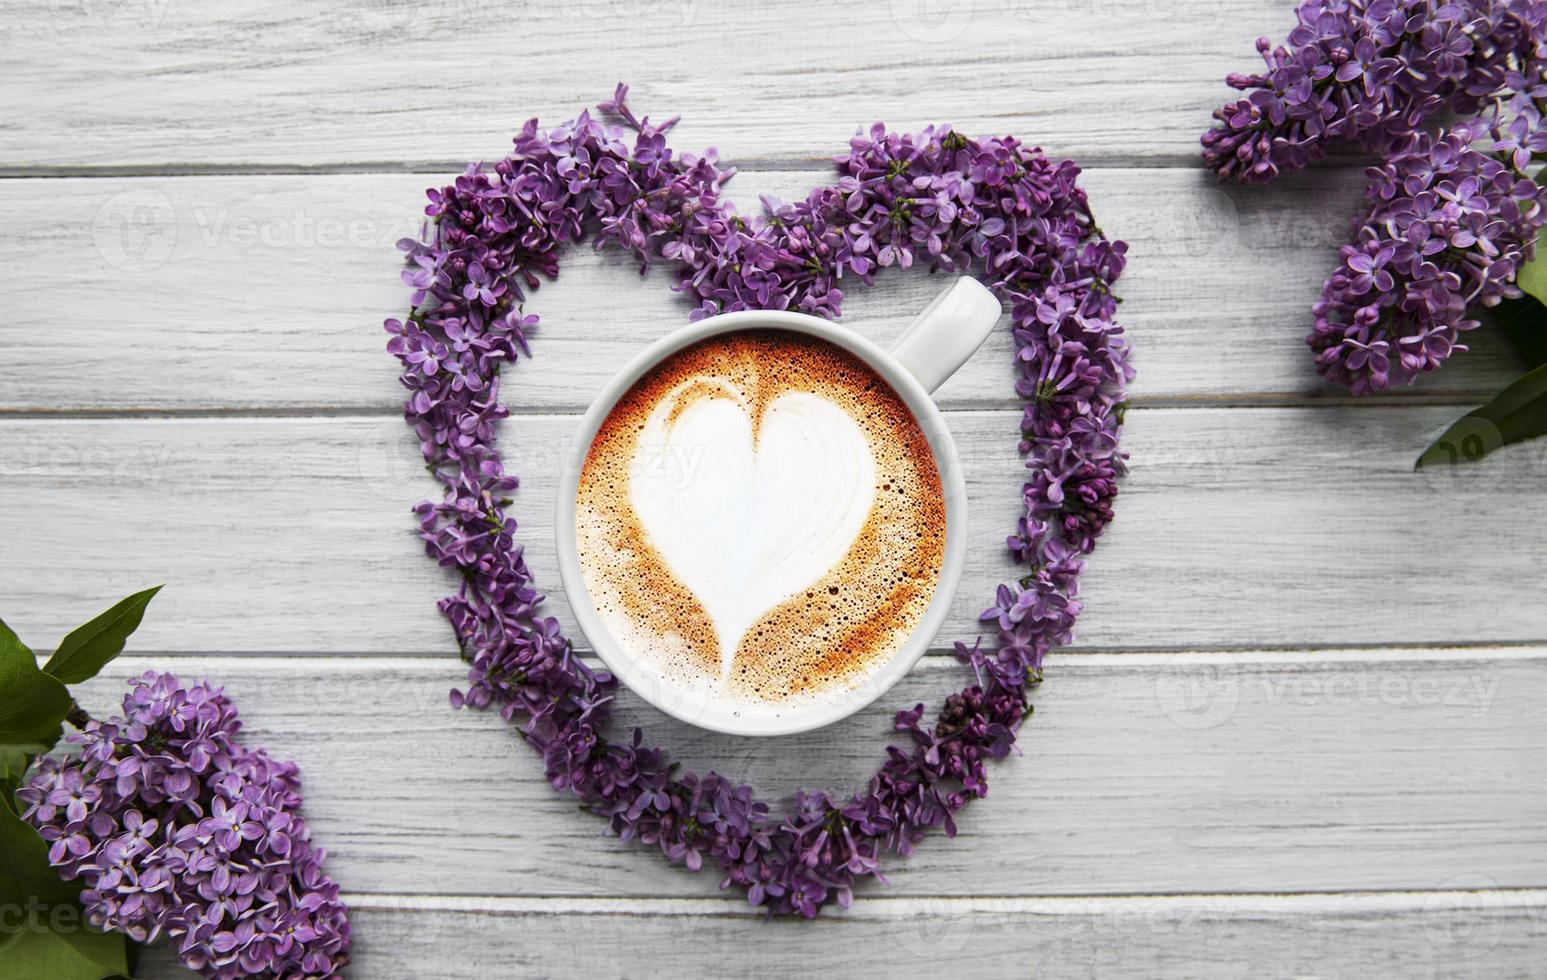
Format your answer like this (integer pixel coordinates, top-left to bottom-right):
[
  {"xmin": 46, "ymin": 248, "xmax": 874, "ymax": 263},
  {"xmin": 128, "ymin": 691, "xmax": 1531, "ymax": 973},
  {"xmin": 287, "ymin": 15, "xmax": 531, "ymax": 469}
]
[{"xmin": 3, "ymin": 2, "xmax": 1545, "ymax": 976}]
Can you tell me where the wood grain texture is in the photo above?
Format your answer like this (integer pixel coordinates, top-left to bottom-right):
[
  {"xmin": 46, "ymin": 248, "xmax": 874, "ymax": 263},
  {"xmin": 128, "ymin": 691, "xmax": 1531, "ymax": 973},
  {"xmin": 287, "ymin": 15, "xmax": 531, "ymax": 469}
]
[
  {"xmin": 1, "ymin": 0, "xmax": 1317, "ymax": 170},
  {"xmin": 67, "ymin": 651, "xmax": 1547, "ymax": 901},
  {"xmin": 129, "ymin": 891, "xmax": 1547, "ymax": 979},
  {"xmin": 8, "ymin": 0, "xmax": 1546, "ymax": 970},
  {"xmin": 0, "ymin": 166, "xmax": 1528, "ymax": 414},
  {"xmin": 3, "ymin": 407, "xmax": 1545, "ymax": 656}
]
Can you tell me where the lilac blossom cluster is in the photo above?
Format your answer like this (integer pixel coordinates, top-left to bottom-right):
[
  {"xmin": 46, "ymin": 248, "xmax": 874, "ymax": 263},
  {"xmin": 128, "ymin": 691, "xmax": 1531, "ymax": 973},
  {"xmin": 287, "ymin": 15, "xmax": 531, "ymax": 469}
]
[
  {"xmin": 18, "ymin": 672, "xmax": 350, "ymax": 978},
  {"xmin": 385, "ymin": 86, "xmax": 1130, "ymax": 916},
  {"xmin": 1202, "ymin": 0, "xmax": 1534, "ymax": 183},
  {"xmin": 1311, "ymin": 104, "xmax": 1547, "ymax": 391},
  {"xmin": 1207, "ymin": 1, "xmax": 1547, "ymax": 392}
]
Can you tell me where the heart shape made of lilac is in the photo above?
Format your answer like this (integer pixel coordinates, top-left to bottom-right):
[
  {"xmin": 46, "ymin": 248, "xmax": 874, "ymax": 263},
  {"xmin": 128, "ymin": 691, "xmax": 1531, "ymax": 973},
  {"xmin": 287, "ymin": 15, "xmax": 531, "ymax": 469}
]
[{"xmin": 385, "ymin": 85, "xmax": 1132, "ymax": 917}]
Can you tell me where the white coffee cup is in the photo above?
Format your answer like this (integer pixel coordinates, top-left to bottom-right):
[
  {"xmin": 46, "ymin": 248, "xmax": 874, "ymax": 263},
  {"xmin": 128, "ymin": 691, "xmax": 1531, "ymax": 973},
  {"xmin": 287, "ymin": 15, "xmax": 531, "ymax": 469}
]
[{"xmin": 556, "ymin": 277, "xmax": 1002, "ymax": 736}]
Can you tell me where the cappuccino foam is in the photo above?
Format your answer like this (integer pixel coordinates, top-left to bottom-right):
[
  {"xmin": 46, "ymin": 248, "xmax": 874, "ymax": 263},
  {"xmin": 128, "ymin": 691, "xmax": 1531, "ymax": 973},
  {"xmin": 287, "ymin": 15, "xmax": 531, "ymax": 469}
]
[{"xmin": 575, "ymin": 330, "xmax": 946, "ymax": 708}]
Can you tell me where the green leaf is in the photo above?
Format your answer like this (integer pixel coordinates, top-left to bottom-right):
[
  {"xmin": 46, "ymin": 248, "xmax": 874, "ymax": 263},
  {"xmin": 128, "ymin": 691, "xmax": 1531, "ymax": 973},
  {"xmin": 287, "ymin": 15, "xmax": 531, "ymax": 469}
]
[
  {"xmin": 1487, "ymin": 294, "xmax": 1547, "ymax": 370},
  {"xmin": 44, "ymin": 586, "xmax": 162, "ymax": 685},
  {"xmin": 1506, "ymin": 182, "xmax": 1547, "ymax": 366},
  {"xmin": 0, "ymin": 621, "xmax": 70, "ymax": 778},
  {"xmin": 0, "ymin": 774, "xmax": 132, "ymax": 980},
  {"xmin": 1416, "ymin": 360, "xmax": 1547, "ymax": 468},
  {"xmin": 0, "ymin": 747, "xmax": 45, "ymax": 787},
  {"xmin": 0, "ymin": 924, "xmax": 130, "ymax": 980},
  {"xmin": 1517, "ymin": 240, "xmax": 1547, "ymax": 309}
]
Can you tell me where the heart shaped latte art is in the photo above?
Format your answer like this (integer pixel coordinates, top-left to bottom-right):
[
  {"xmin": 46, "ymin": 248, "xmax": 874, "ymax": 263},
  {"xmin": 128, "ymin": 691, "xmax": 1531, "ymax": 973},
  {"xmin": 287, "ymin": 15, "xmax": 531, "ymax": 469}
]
[{"xmin": 629, "ymin": 383, "xmax": 877, "ymax": 680}]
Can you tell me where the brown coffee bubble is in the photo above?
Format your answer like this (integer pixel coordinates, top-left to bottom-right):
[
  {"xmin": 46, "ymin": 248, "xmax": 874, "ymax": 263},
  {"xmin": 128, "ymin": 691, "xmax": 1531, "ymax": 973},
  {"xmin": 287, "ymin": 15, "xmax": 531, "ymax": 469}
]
[{"xmin": 575, "ymin": 330, "xmax": 946, "ymax": 706}]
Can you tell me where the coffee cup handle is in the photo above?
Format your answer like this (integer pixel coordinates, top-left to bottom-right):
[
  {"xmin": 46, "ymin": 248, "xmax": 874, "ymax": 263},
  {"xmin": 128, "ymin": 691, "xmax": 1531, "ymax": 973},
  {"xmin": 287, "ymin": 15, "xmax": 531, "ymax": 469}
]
[{"xmin": 888, "ymin": 277, "xmax": 1003, "ymax": 394}]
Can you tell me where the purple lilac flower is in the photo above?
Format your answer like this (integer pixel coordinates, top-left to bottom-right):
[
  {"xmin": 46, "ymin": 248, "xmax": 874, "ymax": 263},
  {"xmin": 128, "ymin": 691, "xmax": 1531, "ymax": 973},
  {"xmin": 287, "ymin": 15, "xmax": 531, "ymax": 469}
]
[
  {"xmin": 1310, "ymin": 102, "xmax": 1547, "ymax": 392},
  {"xmin": 17, "ymin": 672, "xmax": 350, "ymax": 978},
  {"xmin": 1203, "ymin": 0, "xmax": 1537, "ymax": 183},
  {"xmin": 1210, "ymin": 6, "xmax": 1547, "ymax": 390},
  {"xmin": 385, "ymin": 86, "xmax": 1131, "ymax": 917}
]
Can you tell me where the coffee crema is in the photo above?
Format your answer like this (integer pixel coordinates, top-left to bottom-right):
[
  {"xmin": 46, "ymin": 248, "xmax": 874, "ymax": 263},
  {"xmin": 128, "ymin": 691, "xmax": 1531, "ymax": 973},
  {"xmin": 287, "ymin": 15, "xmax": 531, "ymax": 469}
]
[{"xmin": 575, "ymin": 329, "xmax": 946, "ymax": 707}]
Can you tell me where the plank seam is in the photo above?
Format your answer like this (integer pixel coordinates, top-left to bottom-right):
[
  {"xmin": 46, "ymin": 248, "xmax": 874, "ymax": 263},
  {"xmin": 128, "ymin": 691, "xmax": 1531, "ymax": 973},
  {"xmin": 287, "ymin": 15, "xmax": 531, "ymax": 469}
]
[
  {"xmin": 90, "ymin": 646, "xmax": 1547, "ymax": 671},
  {"xmin": 0, "ymin": 158, "xmax": 1377, "ymax": 180},
  {"xmin": 0, "ymin": 398, "xmax": 1500, "ymax": 422},
  {"xmin": 335, "ymin": 889, "xmax": 1547, "ymax": 917}
]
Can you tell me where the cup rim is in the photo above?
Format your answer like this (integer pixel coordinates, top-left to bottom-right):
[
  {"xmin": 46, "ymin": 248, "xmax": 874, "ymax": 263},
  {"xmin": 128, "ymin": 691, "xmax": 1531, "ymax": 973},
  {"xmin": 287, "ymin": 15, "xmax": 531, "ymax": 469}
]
[{"xmin": 554, "ymin": 309, "xmax": 970, "ymax": 737}]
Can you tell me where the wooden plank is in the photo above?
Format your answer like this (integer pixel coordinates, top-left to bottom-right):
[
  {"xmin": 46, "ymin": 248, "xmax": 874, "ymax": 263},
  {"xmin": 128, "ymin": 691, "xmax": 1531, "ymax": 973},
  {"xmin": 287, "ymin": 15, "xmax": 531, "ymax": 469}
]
[
  {"xmin": 2, "ymin": 1, "xmax": 1309, "ymax": 170},
  {"xmin": 3, "ymin": 407, "xmax": 1546, "ymax": 655},
  {"xmin": 123, "ymin": 890, "xmax": 1547, "ymax": 978},
  {"xmin": 128, "ymin": 891, "xmax": 1547, "ymax": 979},
  {"xmin": 0, "ymin": 168, "xmax": 1526, "ymax": 414},
  {"xmin": 65, "ymin": 651, "xmax": 1547, "ymax": 900}
]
